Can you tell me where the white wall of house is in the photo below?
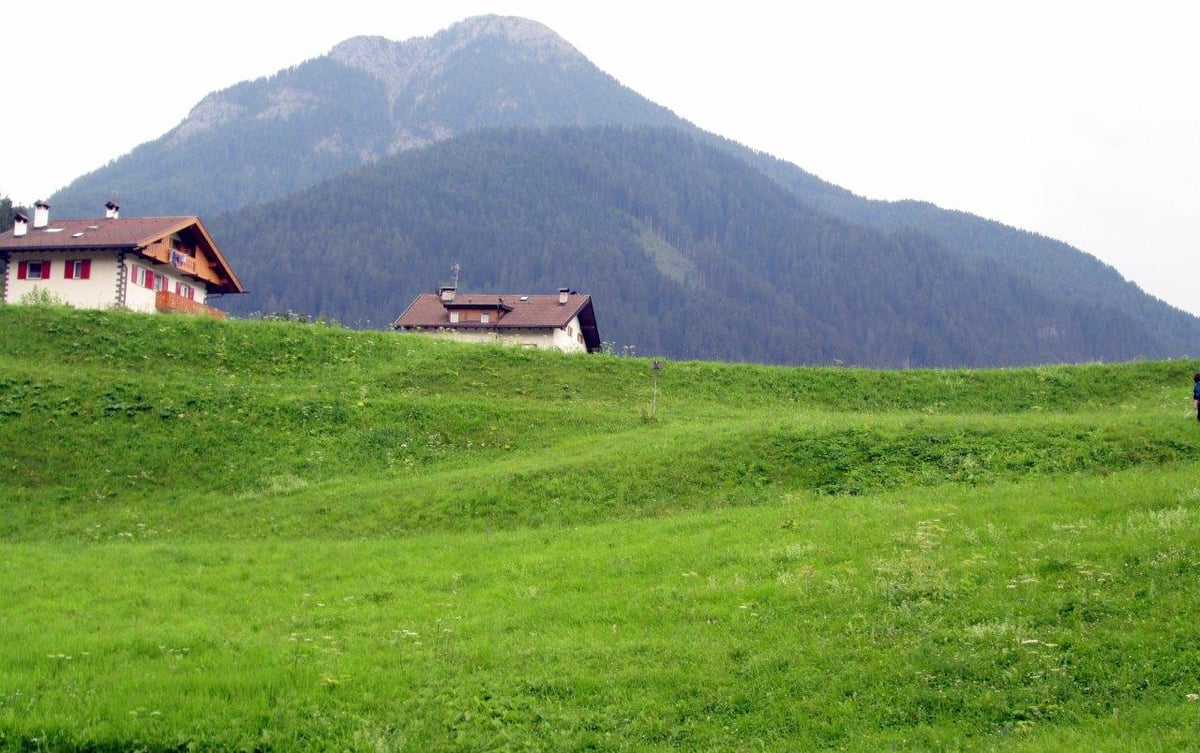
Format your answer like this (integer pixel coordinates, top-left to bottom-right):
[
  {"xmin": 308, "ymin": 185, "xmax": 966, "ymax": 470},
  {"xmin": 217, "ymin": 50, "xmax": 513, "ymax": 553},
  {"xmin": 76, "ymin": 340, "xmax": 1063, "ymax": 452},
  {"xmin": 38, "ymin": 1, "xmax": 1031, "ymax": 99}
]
[
  {"xmin": 123, "ymin": 264, "xmax": 159, "ymax": 313},
  {"xmin": 125, "ymin": 261, "xmax": 207, "ymax": 313},
  {"xmin": 552, "ymin": 315, "xmax": 588, "ymax": 353},
  {"xmin": 414, "ymin": 319, "xmax": 588, "ymax": 353},
  {"xmin": 5, "ymin": 253, "xmax": 118, "ymax": 309},
  {"xmin": 4, "ymin": 252, "xmax": 208, "ymax": 312}
]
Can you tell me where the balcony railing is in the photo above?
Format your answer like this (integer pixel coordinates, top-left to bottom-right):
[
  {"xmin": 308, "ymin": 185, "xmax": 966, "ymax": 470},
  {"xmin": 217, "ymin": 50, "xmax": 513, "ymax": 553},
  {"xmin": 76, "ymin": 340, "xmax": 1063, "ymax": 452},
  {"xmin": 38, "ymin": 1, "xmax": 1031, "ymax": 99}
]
[
  {"xmin": 168, "ymin": 251, "xmax": 198, "ymax": 275},
  {"xmin": 155, "ymin": 290, "xmax": 226, "ymax": 319}
]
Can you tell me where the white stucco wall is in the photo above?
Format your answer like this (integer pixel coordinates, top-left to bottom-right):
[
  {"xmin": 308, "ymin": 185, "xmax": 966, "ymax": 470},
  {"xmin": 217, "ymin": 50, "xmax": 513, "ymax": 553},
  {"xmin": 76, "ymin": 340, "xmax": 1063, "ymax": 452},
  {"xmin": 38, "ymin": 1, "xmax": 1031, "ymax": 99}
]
[
  {"xmin": 125, "ymin": 260, "xmax": 207, "ymax": 313},
  {"xmin": 410, "ymin": 319, "xmax": 588, "ymax": 353},
  {"xmin": 4, "ymin": 252, "xmax": 208, "ymax": 312},
  {"xmin": 5, "ymin": 253, "xmax": 119, "ymax": 309},
  {"xmin": 122, "ymin": 267, "xmax": 158, "ymax": 313},
  {"xmin": 552, "ymin": 316, "xmax": 588, "ymax": 353}
]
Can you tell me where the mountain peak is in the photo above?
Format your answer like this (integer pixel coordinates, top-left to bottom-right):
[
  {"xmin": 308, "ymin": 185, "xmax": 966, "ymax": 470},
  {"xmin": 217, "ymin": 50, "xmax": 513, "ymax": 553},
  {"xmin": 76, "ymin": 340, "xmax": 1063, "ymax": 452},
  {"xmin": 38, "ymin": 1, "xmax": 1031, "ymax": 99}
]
[
  {"xmin": 326, "ymin": 16, "xmax": 587, "ymax": 108},
  {"xmin": 329, "ymin": 15, "xmax": 584, "ymax": 78},
  {"xmin": 440, "ymin": 15, "xmax": 583, "ymax": 62}
]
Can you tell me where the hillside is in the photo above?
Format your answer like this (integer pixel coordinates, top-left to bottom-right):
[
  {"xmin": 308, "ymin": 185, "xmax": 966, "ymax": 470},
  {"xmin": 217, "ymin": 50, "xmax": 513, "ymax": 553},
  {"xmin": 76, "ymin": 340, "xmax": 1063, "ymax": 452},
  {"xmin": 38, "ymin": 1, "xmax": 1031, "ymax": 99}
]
[
  {"xmin": 208, "ymin": 127, "xmax": 1192, "ymax": 367},
  {"xmin": 755, "ymin": 156, "xmax": 1200, "ymax": 359},
  {"xmin": 3, "ymin": 305, "xmax": 1200, "ymax": 750},
  {"xmin": 4, "ymin": 305, "xmax": 1195, "ymax": 522}
]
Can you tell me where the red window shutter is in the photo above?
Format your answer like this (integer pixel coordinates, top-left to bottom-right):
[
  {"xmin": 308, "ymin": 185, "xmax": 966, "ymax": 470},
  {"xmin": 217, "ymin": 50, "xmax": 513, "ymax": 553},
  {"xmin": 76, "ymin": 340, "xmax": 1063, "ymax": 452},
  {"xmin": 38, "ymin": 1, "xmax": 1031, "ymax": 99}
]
[
  {"xmin": 81, "ymin": 260, "xmax": 91, "ymax": 280},
  {"xmin": 146, "ymin": 270, "xmax": 155, "ymax": 289},
  {"xmin": 64, "ymin": 261, "xmax": 73, "ymax": 279},
  {"xmin": 40, "ymin": 261, "xmax": 50, "ymax": 279},
  {"xmin": 17, "ymin": 261, "xmax": 27, "ymax": 280}
]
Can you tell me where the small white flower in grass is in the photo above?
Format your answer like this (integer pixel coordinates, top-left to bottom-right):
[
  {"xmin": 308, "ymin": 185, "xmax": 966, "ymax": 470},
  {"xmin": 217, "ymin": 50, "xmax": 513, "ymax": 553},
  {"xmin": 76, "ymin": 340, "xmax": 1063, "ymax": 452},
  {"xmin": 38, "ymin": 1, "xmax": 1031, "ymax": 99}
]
[{"xmin": 1188, "ymin": 694, "xmax": 1200, "ymax": 702}]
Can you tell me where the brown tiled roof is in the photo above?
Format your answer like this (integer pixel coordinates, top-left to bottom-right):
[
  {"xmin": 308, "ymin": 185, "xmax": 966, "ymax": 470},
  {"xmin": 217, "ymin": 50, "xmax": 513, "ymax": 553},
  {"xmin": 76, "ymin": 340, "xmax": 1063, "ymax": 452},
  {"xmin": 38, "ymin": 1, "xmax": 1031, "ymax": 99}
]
[
  {"xmin": 394, "ymin": 292, "xmax": 602, "ymax": 352},
  {"xmin": 1, "ymin": 216, "xmax": 194, "ymax": 250},
  {"xmin": 0, "ymin": 215, "xmax": 244, "ymax": 294}
]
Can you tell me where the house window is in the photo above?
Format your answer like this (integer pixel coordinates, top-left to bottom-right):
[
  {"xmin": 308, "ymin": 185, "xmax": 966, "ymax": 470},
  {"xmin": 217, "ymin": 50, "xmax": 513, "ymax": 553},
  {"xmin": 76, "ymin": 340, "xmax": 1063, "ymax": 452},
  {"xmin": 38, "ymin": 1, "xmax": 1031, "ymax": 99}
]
[
  {"xmin": 17, "ymin": 260, "xmax": 50, "ymax": 280},
  {"xmin": 449, "ymin": 311, "xmax": 460, "ymax": 324},
  {"xmin": 480, "ymin": 312, "xmax": 490, "ymax": 324},
  {"xmin": 131, "ymin": 265, "xmax": 163, "ymax": 290},
  {"xmin": 65, "ymin": 259, "xmax": 91, "ymax": 280},
  {"xmin": 175, "ymin": 282, "xmax": 195, "ymax": 300}
]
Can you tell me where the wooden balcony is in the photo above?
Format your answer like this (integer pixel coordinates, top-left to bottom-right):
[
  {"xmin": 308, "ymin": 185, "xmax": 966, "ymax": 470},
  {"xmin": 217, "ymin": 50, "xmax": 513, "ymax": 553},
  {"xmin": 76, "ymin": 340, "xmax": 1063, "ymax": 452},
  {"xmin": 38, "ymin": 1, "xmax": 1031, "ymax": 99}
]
[
  {"xmin": 169, "ymin": 253, "xmax": 199, "ymax": 275},
  {"xmin": 155, "ymin": 290, "xmax": 226, "ymax": 319}
]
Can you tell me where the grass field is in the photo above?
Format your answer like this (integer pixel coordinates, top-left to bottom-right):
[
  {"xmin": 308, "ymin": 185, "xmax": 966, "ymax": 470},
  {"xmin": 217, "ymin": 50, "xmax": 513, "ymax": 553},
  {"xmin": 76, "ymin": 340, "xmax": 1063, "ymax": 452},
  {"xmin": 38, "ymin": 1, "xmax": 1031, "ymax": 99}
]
[{"xmin": 2, "ymin": 304, "xmax": 1199, "ymax": 751}]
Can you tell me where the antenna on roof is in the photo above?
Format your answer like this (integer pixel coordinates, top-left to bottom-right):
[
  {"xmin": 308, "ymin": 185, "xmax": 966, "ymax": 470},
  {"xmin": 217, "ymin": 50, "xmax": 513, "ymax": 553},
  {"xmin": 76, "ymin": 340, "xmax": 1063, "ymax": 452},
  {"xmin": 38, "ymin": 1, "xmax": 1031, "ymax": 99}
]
[{"xmin": 439, "ymin": 263, "xmax": 463, "ymax": 303}]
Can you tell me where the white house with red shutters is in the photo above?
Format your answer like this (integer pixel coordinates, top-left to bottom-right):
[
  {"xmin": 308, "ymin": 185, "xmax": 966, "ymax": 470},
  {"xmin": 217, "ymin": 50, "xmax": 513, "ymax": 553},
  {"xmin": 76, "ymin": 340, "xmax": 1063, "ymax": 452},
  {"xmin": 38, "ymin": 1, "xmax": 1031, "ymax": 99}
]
[{"xmin": 1, "ymin": 201, "xmax": 244, "ymax": 316}]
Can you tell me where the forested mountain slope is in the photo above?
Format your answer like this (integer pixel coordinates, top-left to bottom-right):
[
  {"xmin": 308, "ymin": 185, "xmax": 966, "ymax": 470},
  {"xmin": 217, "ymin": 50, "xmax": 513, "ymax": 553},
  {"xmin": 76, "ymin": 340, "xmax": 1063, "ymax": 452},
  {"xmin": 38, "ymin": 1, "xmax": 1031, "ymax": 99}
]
[
  {"xmin": 210, "ymin": 127, "xmax": 1177, "ymax": 367},
  {"xmin": 42, "ymin": 15, "xmax": 1200, "ymax": 365},
  {"xmin": 751, "ymin": 154, "xmax": 1200, "ymax": 355}
]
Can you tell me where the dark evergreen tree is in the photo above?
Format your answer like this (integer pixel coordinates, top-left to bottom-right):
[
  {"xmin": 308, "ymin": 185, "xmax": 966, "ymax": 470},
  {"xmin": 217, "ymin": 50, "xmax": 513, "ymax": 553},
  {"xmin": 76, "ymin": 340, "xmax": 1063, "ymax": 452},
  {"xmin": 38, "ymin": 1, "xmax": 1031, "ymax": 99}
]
[{"xmin": 0, "ymin": 196, "xmax": 12, "ymax": 233}]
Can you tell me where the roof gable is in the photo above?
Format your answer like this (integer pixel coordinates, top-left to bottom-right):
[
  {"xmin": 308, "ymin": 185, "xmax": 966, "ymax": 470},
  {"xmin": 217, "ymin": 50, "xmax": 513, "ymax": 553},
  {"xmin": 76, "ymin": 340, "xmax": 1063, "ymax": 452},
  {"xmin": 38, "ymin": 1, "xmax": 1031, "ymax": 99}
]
[{"xmin": 0, "ymin": 215, "xmax": 244, "ymax": 294}]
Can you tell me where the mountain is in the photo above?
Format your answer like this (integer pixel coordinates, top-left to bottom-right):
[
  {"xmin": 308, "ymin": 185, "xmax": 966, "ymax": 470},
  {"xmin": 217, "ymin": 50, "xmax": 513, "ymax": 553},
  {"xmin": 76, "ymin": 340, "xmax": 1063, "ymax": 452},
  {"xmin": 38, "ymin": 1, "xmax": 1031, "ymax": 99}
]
[
  {"xmin": 751, "ymin": 157, "xmax": 1200, "ymax": 357},
  {"xmin": 207, "ymin": 126, "xmax": 1186, "ymax": 367},
  {"xmin": 44, "ymin": 15, "xmax": 1200, "ymax": 366},
  {"xmin": 49, "ymin": 16, "xmax": 679, "ymax": 220}
]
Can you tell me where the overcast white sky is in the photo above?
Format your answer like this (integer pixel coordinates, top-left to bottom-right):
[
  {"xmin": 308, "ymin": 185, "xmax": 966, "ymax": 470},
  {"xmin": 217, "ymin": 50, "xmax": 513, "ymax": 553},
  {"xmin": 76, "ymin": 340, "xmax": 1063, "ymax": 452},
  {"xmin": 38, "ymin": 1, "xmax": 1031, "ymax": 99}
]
[{"xmin": 3, "ymin": 1, "xmax": 1196, "ymax": 316}]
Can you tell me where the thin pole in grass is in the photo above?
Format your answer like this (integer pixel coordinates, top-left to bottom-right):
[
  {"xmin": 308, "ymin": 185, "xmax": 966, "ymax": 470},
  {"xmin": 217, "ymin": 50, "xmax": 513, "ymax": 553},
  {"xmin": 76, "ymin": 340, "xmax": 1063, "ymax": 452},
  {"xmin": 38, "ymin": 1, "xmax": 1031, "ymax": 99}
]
[{"xmin": 650, "ymin": 360, "xmax": 663, "ymax": 422}]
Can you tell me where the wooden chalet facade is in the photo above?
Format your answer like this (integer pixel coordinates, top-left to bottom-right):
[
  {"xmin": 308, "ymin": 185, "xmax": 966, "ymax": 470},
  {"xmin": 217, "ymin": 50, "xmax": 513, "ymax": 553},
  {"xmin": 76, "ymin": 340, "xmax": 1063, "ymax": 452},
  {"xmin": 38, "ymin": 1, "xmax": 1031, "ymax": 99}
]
[
  {"xmin": 393, "ymin": 287, "xmax": 601, "ymax": 353},
  {"xmin": 0, "ymin": 202, "xmax": 243, "ymax": 316}
]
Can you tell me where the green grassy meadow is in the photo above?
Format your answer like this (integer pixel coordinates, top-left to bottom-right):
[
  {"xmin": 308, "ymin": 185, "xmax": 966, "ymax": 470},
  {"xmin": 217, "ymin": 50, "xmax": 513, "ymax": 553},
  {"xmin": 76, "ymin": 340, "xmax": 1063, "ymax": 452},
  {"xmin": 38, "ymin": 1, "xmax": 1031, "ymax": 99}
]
[{"xmin": 2, "ymin": 304, "xmax": 1200, "ymax": 751}]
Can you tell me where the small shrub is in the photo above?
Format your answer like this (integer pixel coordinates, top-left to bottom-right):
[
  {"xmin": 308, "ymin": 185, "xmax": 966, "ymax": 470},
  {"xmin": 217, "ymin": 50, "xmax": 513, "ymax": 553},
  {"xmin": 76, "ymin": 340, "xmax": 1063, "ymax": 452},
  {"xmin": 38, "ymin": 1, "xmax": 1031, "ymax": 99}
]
[{"xmin": 18, "ymin": 287, "xmax": 69, "ymax": 307}]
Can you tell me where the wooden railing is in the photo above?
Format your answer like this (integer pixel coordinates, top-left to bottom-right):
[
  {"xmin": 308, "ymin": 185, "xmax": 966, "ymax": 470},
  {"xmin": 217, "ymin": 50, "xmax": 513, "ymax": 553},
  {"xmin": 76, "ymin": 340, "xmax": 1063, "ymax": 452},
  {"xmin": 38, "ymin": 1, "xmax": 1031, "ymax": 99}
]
[
  {"xmin": 169, "ymin": 253, "xmax": 199, "ymax": 275},
  {"xmin": 155, "ymin": 290, "xmax": 226, "ymax": 319}
]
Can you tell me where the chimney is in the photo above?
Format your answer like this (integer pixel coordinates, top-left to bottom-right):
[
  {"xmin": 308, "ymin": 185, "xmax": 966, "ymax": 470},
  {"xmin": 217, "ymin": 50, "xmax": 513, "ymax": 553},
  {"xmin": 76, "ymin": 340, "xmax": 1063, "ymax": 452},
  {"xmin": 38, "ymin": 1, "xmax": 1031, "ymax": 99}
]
[
  {"xmin": 105, "ymin": 201, "xmax": 120, "ymax": 219},
  {"xmin": 12, "ymin": 212, "xmax": 29, "ymax": 237},
  {"xmin": 558, "ymin": 288, "xmax": 569, "ymax": 305},
  {"xmin": 33, "ymin": 200, "xmax": 50, "ymax": 228},
  {"xmin": 439, "ymin": 286, "xmax": 457, "ymax": 303}
]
